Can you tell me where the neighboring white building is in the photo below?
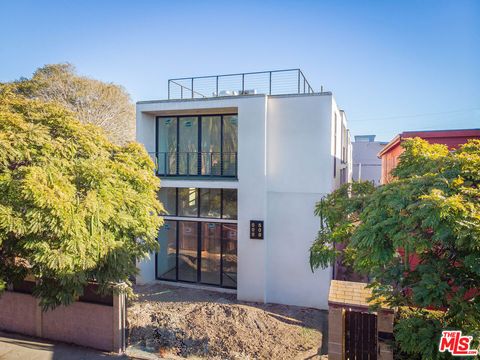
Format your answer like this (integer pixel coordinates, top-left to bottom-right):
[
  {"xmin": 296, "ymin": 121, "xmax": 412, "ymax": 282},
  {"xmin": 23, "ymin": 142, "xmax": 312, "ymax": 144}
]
[
  {"xmin": 352, "ymin": 135, "xmax": 386, "ymax": 186},
  {"xmin": 136, "ymin": 69, "xmax": 352, "ymax": 309}
]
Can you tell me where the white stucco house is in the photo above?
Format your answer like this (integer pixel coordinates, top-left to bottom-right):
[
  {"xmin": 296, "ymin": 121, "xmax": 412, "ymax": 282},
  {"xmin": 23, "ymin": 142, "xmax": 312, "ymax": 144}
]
[
  {"xmin": 136, "ymin": 69, "xmax": 352, "ymax": 309},
  {"xmin": 352, "ymin": 135, "xmax": 386, "ymax": 186}
]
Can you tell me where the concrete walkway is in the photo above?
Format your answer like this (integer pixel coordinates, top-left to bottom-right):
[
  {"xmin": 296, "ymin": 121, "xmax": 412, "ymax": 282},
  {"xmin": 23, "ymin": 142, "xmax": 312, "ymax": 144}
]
[{"xmin": 0, "ymin": 331, "xmax": 128, "ymax": 360}]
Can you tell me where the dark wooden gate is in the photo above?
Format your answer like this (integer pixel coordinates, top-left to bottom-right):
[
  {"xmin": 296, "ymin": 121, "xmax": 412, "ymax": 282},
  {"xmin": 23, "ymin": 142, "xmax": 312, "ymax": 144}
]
[{"xmin": 345, "ymin": 310, "xmax": 377, "ymax": 360}]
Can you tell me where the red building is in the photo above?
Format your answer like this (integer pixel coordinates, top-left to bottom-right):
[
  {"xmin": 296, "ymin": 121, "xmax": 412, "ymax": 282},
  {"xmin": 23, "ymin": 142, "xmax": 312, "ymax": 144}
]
[{"xmin": 378, "ymin": 129, "xmax": 480, "ymax": 184}]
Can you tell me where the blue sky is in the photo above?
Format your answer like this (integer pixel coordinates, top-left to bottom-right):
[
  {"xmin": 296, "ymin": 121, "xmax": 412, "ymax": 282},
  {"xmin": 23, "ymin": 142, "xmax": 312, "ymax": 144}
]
[{"xmin": 1, "ymin": 0, "xmax": 478, "ymax": 141}]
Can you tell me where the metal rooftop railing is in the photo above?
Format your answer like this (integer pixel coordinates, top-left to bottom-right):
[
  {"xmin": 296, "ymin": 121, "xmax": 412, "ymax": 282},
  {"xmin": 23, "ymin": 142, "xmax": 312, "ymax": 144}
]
[{"xmin": 168, "ymin": 69, "xmax": 319, "ymax": 100}]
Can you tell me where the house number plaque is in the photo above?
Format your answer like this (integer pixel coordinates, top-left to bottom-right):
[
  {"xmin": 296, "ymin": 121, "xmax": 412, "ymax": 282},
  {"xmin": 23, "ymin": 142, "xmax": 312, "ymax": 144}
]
[{"xmin": 250, "ymin": 220, "xmax": 264, "ymax": 240}]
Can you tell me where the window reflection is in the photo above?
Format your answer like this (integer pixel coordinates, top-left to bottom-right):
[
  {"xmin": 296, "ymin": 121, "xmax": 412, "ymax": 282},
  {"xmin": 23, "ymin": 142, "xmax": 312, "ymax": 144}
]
[
  {"xmin": 222, "ymin": 189, "xmax": 237, "ymax": 219},
  {"xmin": 201, "ymin": 223, "xmax": 221, "ymax": 285},
  {"xmin": 178, "ymin": 117, "xmax": 198, "ymax": 175},
  {"xmin": 157, "ymin": 221, "xmax": 177, "ymax": 280},
  {"xmin": 201, "ymin": 116, "xmax": 221, "ymax": 175},
  {"xmin": 222, "ymin": 223, "xmax": 237, "ymax": 288},
  {"xmin": 156, "ymin": 115, "xmax": 237, "ymax": 177},
  {"xmin": 158, "ymin": 188, "xmax": 176, "ymax": 215},
  {"xmin": 200, "ymin": 188, "xmax": 221, "ymax": 218},
  {"xmin": 160, "ymin": 187, "xmax": 236, "ymax": 219},
  {"xmin": 223, "ymin": 115, "xmax": 238, "ymax": 176},
  {"xmin": 178, "ymin": 221, "xmax": 198, "ymax": 282},
  {"xmin": 178, "ymin": 188, "xmax": 198, "ymax": 217},
  {"xmin": 157, "ymin": 117, "xmax": 177, "ymax": 174},
  {"xmin": 156, "ymin": 221, "xmax": 237, "ymax": 288}
]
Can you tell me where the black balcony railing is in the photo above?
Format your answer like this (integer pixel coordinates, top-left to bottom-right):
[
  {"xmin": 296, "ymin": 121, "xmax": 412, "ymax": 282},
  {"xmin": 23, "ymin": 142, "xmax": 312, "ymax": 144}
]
[
  {"xmin": 149, "ymin": 152, "xmax": 237, "ymax": 178},
  {"xmin": 168, "ymin": 69, "xmax": 319, "ymax": 100}
]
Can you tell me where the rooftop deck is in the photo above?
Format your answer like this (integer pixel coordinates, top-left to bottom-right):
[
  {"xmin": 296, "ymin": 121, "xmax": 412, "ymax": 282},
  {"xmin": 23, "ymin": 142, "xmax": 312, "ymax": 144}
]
[{"xmin": 168, "ymin": 69, "xmax": 319, "ymax": 100}]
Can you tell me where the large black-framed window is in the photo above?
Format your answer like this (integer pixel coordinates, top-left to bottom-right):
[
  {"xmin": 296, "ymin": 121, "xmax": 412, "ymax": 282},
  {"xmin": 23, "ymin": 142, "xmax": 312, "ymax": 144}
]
[
  {"xmin": 200, "ymin": 188, "xmax": 221, "ymax": 218},
  {"xmin": 158, "ymin": 187, "xmax": 237, "ymax": 220},
  {"xmin": 156, "ymin": 220, "xmax": 177, "ymax": 280},
  {"xmin": 155, "ymin": 114, "xmax": 238, "ymax": 177},
  {"xmin": 156, "ymin": 221, "xmax": 237, "ymax": 288},
  {"xmin": 178, "ymin": 188, "xmax": 199, "ymax": 217},
  {"xmin": 158, "ymin": 187, "xmax": 177, "ymax": 215}
]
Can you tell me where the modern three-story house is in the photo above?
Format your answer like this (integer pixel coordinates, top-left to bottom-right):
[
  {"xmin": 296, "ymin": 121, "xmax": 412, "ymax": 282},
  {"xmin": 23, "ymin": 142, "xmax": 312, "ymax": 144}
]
[{"xmin": 136, "ymin": 69, "xmax": 351, "ymax": 309}]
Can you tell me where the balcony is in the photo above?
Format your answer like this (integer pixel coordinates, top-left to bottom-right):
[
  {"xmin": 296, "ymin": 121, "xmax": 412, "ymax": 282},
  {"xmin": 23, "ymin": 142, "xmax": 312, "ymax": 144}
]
[
  {"xmin": 150, "ymin": 152, "xmax": 237, "ymax": 178},
  {"xmin": 168, "ymin": 68, "xmax": 317, "ymax": 100}
]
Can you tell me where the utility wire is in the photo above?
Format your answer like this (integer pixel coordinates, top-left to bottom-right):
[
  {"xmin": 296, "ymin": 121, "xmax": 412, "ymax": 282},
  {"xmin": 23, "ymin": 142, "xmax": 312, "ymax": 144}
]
[{"xmin": 350, "ymin": 107, "xmax": 480, "ymax": 122}]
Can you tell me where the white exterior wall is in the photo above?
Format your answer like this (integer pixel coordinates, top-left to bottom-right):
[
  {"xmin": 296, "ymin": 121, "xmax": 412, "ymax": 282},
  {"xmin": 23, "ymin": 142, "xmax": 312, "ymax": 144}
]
[
  {"xmin": 352, "ymin": 141, "xmax": 385, "ymax": 186},
  {"xmin": 342, "ymin": 113, "xmax": 353, "ymax": 183},
  {"xmin": 330, "ymin": 103, "xmax": 352, "ymax": 190},
  {"xmin": 266, "ymin": 95, "xmax": 334, "ymax": 309},
  {"xmin": 136, "ymin": 92, "xmax": 351, "ymax": 309}
]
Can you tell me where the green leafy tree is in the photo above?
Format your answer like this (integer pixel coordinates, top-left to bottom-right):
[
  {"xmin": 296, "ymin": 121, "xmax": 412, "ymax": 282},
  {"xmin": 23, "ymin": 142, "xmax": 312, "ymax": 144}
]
[
  {"xmin": 310, "ymin": 138, "xmax": 480, "ymax": 359},
  {"xmin": 6, "ymin": 63, "xmax": 135, "ymax": 145},
  {"xmin": 0, "ymin": 87, "xmax": 163, "ymax": 309}
]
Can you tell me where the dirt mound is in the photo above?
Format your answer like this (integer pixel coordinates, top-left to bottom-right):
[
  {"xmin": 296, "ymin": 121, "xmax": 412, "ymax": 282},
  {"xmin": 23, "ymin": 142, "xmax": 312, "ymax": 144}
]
[{"xmin": 128, "ymin": 283, "xmax": 328, "ymax": 359}]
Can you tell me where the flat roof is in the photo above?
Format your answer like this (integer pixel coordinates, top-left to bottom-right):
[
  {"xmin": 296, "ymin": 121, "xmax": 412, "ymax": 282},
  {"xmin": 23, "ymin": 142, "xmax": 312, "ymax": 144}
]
[{"xmin": 137, "ymin": 91, "xmax": 333, "ymax": 105}]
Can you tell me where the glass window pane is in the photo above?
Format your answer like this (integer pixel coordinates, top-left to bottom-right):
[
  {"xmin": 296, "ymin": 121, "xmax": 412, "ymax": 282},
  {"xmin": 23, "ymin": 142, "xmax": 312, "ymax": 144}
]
[
  {"xmin": 222, "ymin": 224, "xmax": 237, "ymax": 288},
  {"xmin": 178, "ymin": 188, "xmax": 198, "ymax": 217},
  {"xmin": 158, "ymin": 188, "xmax": 176, "ymax": 216},
  {"xmin": 178, "ymin": 221, "xmax": 198, "ymax": 282},
  {"xmin": 222, "ymin": 115, "xmax": 238, "ymax": 176},
  {"xmin": 178, "ymin": 117, "xmax": 198, "ymax": 175},
  {"xmin": 200, "ymin": 188, "xmax": 221, "ymax": 218},
  {"xmin": 157, "ymin": 221, "xmax": 177, "ymax": 280},
  {"xmin": 157, "ymin": 117, "xmax": 177, "ymax": 175},
  {"xmin": 201, "ymin": 116, "xmax": 221, "ymax": 176},
  {"xmin": 222, "ymin": 189, "xmax": 237, "ymax": 220},
  {"xmin": 200, "ymin": 223, "xmax": 221, "ymax": 285}
]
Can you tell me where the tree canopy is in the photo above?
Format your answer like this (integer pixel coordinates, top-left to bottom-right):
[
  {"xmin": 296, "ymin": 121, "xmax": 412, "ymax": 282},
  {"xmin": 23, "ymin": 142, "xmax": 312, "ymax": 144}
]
[
  {"xmin": 6, "ymin": 63, "xmax": 135, "ymax": 145},
  {"xmin": 310, "ymin": 138, "xmax": 480, "ymax": 359},
  {"xmin": 0, "ymin": 87, "xmax": 163, "ymax": 309}
]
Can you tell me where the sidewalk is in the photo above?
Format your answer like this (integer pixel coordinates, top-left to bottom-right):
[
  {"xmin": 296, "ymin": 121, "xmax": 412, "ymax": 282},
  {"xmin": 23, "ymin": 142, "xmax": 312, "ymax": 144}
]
[{"xmin": 0, "ymin": 331, "xmax": 128, "ymax": 360}]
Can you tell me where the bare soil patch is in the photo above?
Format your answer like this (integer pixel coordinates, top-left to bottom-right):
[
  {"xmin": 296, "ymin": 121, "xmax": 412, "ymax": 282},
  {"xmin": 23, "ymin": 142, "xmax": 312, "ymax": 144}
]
[{"xmin": 128, "ymin": 283, "xmax": 328, "ymax": 360}]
